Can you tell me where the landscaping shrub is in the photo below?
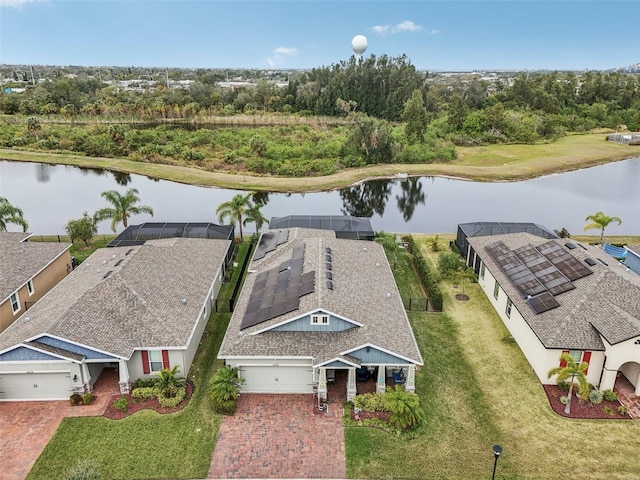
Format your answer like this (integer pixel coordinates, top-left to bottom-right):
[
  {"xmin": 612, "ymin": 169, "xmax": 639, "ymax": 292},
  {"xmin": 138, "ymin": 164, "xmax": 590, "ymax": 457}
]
[
  {"xmin": 603, "ymin": 406, "xmax": 615, "ymax": 416},
  {"xmin": 603, "ymin": 389, "xmax": 618, "ymax": 402},
  {"xmin": 69, "ymin": 393, "xmax": 84, "ymax": 405},
  {"xmin": 557, "ymin": 380, "xmax": 571, "ymax": 391},
  {"xmin": 65, "ymin": 458, "xmax": 101, "ymax": 480},
  {"xmin": 382, "ymin": 386, "xmax": 425, "ymax": 430},
  {"xmin": 131, "ymin": 387, "xmax": 159, "ymax": 400},
  {"xmin": 113, "ymin": 396, "xmax": 128, "ymax": 413},
  {"xmin": 618, "ymin": 405, "xmax": 629, "ymax": 416},
  {"xmin": 157, "ymin": 387, "xmax": 186, "ymax": 408},
  {"xmin": 589, "ymin": 389, "xmax": 604, "ymax": 404},
  {"xmin": 407, "ymin": 235, "xmax": 443, "ymax": 311},
  {"xmin": 438, "ymin": 251, "xmax": 466, "ymax": 278},
  {"xmin": 82, "ymin": 392, "xmax": 94, "ymax": 405},
  {"xmin": 560, "ymin": 396, "xmax": 568, "ymax": 405},
  {"xmin": 134, "ymin": 378, "xmax": 159, "ymax": 389},
  {"xmin": 353, "ymin": 393, "xmax": 387, "ymax": 412}
]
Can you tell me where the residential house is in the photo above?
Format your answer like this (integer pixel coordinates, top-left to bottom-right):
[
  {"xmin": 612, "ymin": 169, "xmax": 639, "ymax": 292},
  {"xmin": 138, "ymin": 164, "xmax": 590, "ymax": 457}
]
[
  {"xmin": 0, "ymin": 232, "xmax": 72, "ymax": 334},
  {"xmin": 0, "ymin": 237, "xmax": 230, "ymax": 401},
  {"xmin": 460, "ymin": 226, "xmax": 640, "ymax": 396},
  {"xmin": 219, "ymin": 227, "xmax": 423, "ymax": 401},
  {"xmin": 625, "ymin": 245, "xmax": 640, "ymax": 276}
]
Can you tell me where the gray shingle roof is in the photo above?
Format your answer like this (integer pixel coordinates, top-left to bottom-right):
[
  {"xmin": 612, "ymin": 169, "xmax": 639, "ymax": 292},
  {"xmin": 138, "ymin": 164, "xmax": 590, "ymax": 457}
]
[
  {"xmin": 0, "ymin": 237, "xmax": 230, "ymax": 358},
  {"xmin": 219, "ymin": 228, "xmax": 423, "ymax": 366},
  {"xmin": 469, "ymin": 233, "xmax": 640, "ymax": 349},
  {"xmin": 0, "ymin": 233, "xmax": 71, "ymax": 301}
]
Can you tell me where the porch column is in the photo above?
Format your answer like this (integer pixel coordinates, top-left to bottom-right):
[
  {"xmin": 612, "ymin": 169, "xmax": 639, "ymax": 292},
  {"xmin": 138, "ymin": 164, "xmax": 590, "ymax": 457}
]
[
  {"xmin": 600, "ymin": 368, "xmax": 618, "ymax": 391},
  {"xmin": 636, "ymin": 371, "xmax": 640, "ymax": 396},
  {"xmin": 376, "ymin": 365, "xmax": 386, "ymax": 393},
  {"xmin": 118, "ymin": 359, "xmax": 131, "ymax": 394},
  {"xmin": 347, "ymin": 368, "xmax": 357, "ymax": 401},
  {"xmin": 80, "ymin": 363, "xmax": 92, "ymax": 392},
  {"xmin": 405, "ymin": 365, "xmax": 416, "ymax": 393},
  {"xmin": 318, "ymin": 367, "xmax": 327, "ymax": 402}
]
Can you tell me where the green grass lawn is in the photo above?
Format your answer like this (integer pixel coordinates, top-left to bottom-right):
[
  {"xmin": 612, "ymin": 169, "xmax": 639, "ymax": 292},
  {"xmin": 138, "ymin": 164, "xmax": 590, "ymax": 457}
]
[{"xmin": 26, "ymin": 244, "xmax": 252, "ymax": 480}]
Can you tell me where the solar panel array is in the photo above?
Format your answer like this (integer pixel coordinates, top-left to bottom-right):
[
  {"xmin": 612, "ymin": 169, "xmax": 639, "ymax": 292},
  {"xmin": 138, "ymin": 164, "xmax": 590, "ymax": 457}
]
[
  {"xmin": 253, "ymin": 229, "xmax": 290, "ymax": 260},
  {"xmin": 512, "ymin": 244, "xmax": 576, "ymax": 296},
  {"xmin": 486, "ymin": 239, "xmax": 593, "ymax": 315},
  {"xmin": 241, "ymin": 243, "xmax": 315, "ymax": 329},
  {"xmin": 535, "ymin": 241, "xmax": 593, "ymax": 281}
]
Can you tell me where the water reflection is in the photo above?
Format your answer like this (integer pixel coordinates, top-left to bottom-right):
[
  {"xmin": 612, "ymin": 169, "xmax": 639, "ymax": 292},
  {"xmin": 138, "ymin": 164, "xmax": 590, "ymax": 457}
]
[
  {"xmin": 36, "ymin": 164, "xmax": 51, "ymax": 183},
  {"xmin": 113, "ymin": 171, "xmax": 132, "ymax": 186},
  {"xmin": 395, "ymin": 178, "xmax": 425, "ymax": 221},
  {"xmin": 339, "ymin": 180, "xmax": 392, "ymax": 217}
]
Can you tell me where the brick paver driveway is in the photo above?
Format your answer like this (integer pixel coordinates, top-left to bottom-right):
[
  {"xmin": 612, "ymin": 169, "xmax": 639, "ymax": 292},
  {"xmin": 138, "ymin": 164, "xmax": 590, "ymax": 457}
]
[
  {"xmin": 0, "ymin": 369, "xmax": 120, "ymax": 480},
  {"xmin": 208, "ymin": 394, "xmax": 346, "ymax": 479}
]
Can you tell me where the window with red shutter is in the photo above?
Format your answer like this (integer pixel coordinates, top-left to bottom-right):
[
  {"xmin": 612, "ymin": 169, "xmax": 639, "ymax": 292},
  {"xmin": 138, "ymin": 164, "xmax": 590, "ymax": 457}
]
[
  {"xmin": 141, "ymin": 350, "xmax": 150, "ymax": 374},
  {"xmin": 162, "ymin": 350, "xmax": 170, "ymax": 369},
  {"xmin": 559, "ymin": 350, "xmax": 569, "ymax": 368},
  {"xmin": 582, "ymin": 351, "xmax": 591, "ymax": 374}
]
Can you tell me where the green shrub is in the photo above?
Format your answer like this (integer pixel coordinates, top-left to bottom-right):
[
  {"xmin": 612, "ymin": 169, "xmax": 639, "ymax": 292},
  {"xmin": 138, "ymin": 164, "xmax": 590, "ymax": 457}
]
[
  {"xmin": 353, "ymin": 393, "xmax": 387, "ymax": 412},
  {"xmin": 618, "ymin": 405, "xmax": 629, "ymax": 416},
  {"xmin": 82, "ymin": 392, "xmax": 94, "ymax": 405},
  {"xmin": 132, "ymin": 387, "xmax": 159, "ymax": 399},
  {"xmin": 603, "ymin": 406, "xmax": 615, "ymax": 416},
  {"xmin": 69, "ymin": 393, "xmax": 83, "ymax": 405},
  {"xmin": 557, "ymin": 380, "xmax": 571, "ymax": 391},
  {"xmin": 603, "ymin": 389, "xmax": 618, "ymax": 402},
  {"xmin": 113, "ymin": 396, "xmax": 128, "ymax": 413},
  {"xmin": 157, "ymin": 387, "xmax": 186, "ymax": 408},
  {"xmin": 438, "ymin": 251, "xmax": 466, "ymax": 278},
  {"xmin": 589, "ymin": 389, "xmax": 604, "ymax": 404},
  {"xmin": 407, "ymin": 235, "xmax": 443, "ymax": 311},
  {"xmin": 65, "ymin": 458, "xmax": 101, "ymax": 480},
  {"xmin": 559, "ymin": 396, "xmax": 568, "ymax": 405},
  {"xmin": 212, "ymin": 399, "xmax": 238, "ymax": 415},
  {"xmin": 134, "ymin": 378, "xmax": 159, "ymax": 389}
]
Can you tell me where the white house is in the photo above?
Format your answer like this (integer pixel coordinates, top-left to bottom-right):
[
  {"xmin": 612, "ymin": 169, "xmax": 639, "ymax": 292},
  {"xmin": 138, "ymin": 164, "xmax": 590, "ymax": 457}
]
[
  {"xmin": 219, "ymin": 227, "xmax": 423, "ymax": 401},
  {"xmin": 0, "ymin": 237, "xmax": 230, "ymax": 401},
  {"xmin": 463, "ymin": 229, "xmax": 640, "ymax": 395}
]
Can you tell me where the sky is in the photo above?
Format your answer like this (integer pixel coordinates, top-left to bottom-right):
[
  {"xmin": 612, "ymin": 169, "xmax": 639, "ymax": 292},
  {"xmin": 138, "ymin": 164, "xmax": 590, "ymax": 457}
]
[{"xmin": 0, "ymin": 0, "xmax": 638, "ymax": 71}]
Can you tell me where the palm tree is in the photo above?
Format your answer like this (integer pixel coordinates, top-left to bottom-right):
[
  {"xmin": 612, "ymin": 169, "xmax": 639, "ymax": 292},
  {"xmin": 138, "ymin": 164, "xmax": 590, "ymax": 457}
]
[
  {"xmin": 243, "ymin": 202, "xmax": 268, "ymax": 237},
  {"xmin": 209, "ymin": 366, "xmax": 245, "ymax": 414},
  {"xmin": 156, "ymin": 365, "xmax": 184, "ymax": 398},
  {"xmin": 0, "ymin": 196, "xmax": 29, "ymax": 232},
  {"xmin": 94, "ymin": 188, "xmax": 154, "ymax": 232},
  {"xmin": 216, "ymin": 193, "xmax": 252, "ymax": 241},
  {"xmin": 584, "ymin": 211, "xmax": 622, "ymax": 245},
  {"xmin": 547, "ymin": 353, "xmax": 590, "ymax": 414},
  {"xmin": 382, "ymin": 385, "xmax": 425, "ymax": 430}
]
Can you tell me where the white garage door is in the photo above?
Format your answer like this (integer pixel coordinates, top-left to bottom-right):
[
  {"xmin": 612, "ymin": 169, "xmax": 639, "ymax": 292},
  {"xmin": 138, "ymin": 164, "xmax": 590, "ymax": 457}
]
[
  {"xmin": 0, "ymin": 371, "xmax": 72, "ymax": 401},
  {"xmin": 239, "ymin": 366, "xmax": 314, "ymax": 393}
]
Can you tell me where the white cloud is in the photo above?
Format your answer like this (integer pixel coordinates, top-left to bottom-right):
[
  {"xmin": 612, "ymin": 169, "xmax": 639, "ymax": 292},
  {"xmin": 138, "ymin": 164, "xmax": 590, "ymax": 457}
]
[
  {"xmin": 272, "ymin": 47, "xmax": 298, "ymax": 57},
  {"xmin": 393, "ymin": 20, "xmax": 424, "ymax": 33},
  {"xmin": 372, "ymin": 20, "xmax": 429, "ymax": 36},
  {"xmin": 0, "ymin": 0, "xmax": 42, "ymax": 7}
]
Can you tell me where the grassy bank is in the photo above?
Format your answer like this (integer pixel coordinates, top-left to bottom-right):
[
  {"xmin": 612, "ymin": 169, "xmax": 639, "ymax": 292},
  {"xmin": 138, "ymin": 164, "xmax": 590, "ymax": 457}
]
[{"xmin": 1, "ymin": 132, "xmax": 636, "ymax": 193}]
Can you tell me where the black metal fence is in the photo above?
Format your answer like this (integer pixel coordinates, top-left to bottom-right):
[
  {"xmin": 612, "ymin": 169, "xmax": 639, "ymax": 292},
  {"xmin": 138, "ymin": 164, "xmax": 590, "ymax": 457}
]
[
  {"xmin": 402, "ymin": 297, "xmax": 442, "ymax": 312},
  {"xmin": 213, "ymin": 240, "xmax": 256, "ymax": 313}
]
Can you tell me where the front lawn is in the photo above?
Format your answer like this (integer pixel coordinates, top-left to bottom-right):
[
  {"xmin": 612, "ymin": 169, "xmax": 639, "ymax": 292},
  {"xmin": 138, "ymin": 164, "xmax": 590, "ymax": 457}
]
[{"xmin": 26, "ymin": 244, "xmax": 251, "ymax": 480}]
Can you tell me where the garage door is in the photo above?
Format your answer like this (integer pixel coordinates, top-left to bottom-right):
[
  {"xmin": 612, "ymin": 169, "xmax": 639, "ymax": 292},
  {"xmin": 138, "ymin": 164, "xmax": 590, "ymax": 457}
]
[
  {"xmin": 239, "ymin": 366, "xmax": 314, "ymax": 393},
  {"xmin": 0, "ymin": 372, "xmax": 72, "ymax": 401}
]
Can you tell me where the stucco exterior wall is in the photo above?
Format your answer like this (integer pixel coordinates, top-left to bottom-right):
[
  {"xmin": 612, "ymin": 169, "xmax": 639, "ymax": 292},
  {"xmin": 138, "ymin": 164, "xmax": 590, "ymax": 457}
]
[
  {"xmin": 0, "ymin": 250, "xmax": 71, "ymax": 333},
  {"xmin": 478, "ymin": 262, "xmax": 605, "ymax": 386},
  {"xmin": 127, "ymin": 349, "xmax": 185, "ymax": 381}
]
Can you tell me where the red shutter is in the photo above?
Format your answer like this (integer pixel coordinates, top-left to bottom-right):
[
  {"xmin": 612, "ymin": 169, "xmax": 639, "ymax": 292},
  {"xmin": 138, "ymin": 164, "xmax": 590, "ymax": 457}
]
[
  {"xmin": 559, "ymin": 350, "xmax": 569, "ymax": 368},
  {"xmin": 582, "ymin": 351, "xmax": 592, "ymax": 374},
  {"xmin": 141, "ymin": 350, "xmax": 150, "ymax": 374},
  {"xmin": 162, "ymin": 350, "xmax": 170, "ymax": 369}
]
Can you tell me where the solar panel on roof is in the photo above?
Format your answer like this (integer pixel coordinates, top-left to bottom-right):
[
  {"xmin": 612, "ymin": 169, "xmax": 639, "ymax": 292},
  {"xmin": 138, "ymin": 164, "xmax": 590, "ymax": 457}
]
[
  {"xmin": 536, "ymin": 240, "xmax": 593, "ymax": 281},
  {"xmin": 527, "ymin": 291, "xmax": 560, "ymax": 314},
  {"xmin": 486, "ymin": 241, "xmax": 546, "ymax": 297},
  {"xmin": 512, "ymin": 244, "xmax": 575, "ymax": 296}
]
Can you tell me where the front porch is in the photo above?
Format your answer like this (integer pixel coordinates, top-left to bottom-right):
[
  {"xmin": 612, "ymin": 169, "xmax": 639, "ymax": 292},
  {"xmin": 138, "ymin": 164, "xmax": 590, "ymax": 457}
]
[
  {"xmin": 323, "ymin": 366, "xmax": 414, "ymax": 403},
  {"xmin": 615, "ymin": 374, "xmax": 640, "ymax": 419}
]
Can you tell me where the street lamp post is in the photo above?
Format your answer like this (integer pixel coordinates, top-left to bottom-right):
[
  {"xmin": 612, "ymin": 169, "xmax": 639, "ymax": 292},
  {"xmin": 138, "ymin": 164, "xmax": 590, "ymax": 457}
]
[{"xmin": 491, "ymin": 444, "xmax": 503, "ymax": 480}]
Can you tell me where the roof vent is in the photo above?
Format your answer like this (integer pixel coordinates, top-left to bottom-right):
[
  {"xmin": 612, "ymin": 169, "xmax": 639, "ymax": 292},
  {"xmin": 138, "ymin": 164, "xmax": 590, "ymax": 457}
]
[
  {"xmin": 597, "ymin": 258, "xmax": 609, "ymax": 267},
  {"xmin": 326, "ymin": 281, "xmax": 333, "ymax": 290},
  {"xmin": 585, "ymin": 258, "xmax": 597, "ymax": 266},
  {"xmin": 23, "ymin": 316, "xmax": 31, "ymax": 323},
  {"xmin": 325, "ymin": 247, "xmax": 332, "ymax": 254},
  {"xmin": 114, "ymin": 259, "xmax": 124, "ymax": 267},
  {"xmin": 181, "ymin": 298, "xmax": 187, "ymax": 305},
  {"xmin": 565, "ymin": 242, "xmax": 577, "ymax": 250},
  {"xmin": 577, "ymin": 243, "xmax": 588, "ymax": 251},
  {"xmin": 103, "ymin": 270, "xmax": 113, "ymax": 279}
]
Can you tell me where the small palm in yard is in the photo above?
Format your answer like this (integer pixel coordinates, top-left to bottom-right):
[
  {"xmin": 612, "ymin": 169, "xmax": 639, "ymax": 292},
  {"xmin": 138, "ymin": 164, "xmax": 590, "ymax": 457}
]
[
  {"xmin": 94, "ymin": 188, "xmax": 154, "ymax": 232},
  {"xmin": 216, "ymin": 193, "xmax": 252, "ymax": 241},
  {"xmin": 547, "ymin": 353, "xmax": 590, "ymax": 414},
  {"xmin": 583, "ymin": 211, "xmax": 622, "ymax": 245},
  {"xmin": 156, "ymin": 365, "xmax": 184, "ymax": 397},
  {"xmin": 209, "ymin": 366, "xmax": 244, "ymax": 414},
  {"xmin": 426, "ymin": 235, "xmax": 441, "ymax": 252},
  {"xmin": 383, "ymin": 385, "xmax": 425, "ymax": 430}
]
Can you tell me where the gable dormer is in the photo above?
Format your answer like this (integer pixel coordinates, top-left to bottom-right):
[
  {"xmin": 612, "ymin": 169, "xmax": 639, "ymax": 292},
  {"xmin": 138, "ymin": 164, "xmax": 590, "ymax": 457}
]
[{"xmin": 260, "ymin": 309, "xmax": 361, "ymax": 333}]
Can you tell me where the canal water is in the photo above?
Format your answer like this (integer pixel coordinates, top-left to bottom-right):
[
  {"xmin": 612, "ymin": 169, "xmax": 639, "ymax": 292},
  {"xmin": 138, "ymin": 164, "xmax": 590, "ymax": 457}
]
[{"xmin": 0, "ymin": 158, "xmax": 638, "ymax": 235}]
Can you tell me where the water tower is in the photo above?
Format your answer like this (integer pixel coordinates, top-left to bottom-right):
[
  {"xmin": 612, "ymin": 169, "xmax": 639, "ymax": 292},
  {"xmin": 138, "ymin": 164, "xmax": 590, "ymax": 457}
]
[{"xmin": 351, "ymin": 35, "xmax": 368, "ymax": 60}]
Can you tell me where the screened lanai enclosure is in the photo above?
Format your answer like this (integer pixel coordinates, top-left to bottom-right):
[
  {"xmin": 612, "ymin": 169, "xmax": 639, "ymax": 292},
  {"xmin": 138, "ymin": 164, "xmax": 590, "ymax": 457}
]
[{"xmin": 268, "ymin": 215, "xmax": 375, "ymax": 240}]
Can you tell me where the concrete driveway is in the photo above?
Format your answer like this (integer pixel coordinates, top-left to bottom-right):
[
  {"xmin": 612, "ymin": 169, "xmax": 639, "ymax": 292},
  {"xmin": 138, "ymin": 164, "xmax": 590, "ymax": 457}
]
[
  {"xmin": 207, "ymin": 394, "xmax": 346, "ymax": 479},
  {"xmin": 0, "ymin": 369, "xmax": 120, "ymax": 480}
]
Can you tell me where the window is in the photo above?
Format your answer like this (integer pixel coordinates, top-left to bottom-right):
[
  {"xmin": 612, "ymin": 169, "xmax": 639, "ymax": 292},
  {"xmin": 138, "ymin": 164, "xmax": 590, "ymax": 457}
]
[
  {"xmin": 505, "ymin": 298, "xmax": 513, "ymax": 318},
  {"xmin": 27, "ymin": 279, "xmax": 35, "ymax": 296},
  {"xmin": 493, "ymin": 281, "xmax": 500, "ymax": 300},
  {"xmin": 480, "ymin": 263, "xmax": 485, "ymax": 280},
  {"xmin": 10, "ymin": 292, "xmax": 20, "ymax": 314},
  {"xmin": 149, "ymin": 350, "xmax": 163, "ymax": 372},
  {"xmin": 569, "ymin": 350, "xmax": 582, "ymax": 364},
  {"xmin": 311, "ymin": 314, "xmax": 329, "ymax": 325}
]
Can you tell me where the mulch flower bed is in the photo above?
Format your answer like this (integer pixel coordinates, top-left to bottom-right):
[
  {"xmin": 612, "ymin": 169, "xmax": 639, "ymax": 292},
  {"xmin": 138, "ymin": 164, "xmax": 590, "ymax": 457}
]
[
  {"xmin": 351, "ymin": 409, "xmax": 391, "ymax": 423},
  {"xmin": 543, "ymin": 385, "xmax": 631, "ymax": 420},
  {"xmin": 103, "ymin": 382, "xmax": 194, "ymax": 420}
]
